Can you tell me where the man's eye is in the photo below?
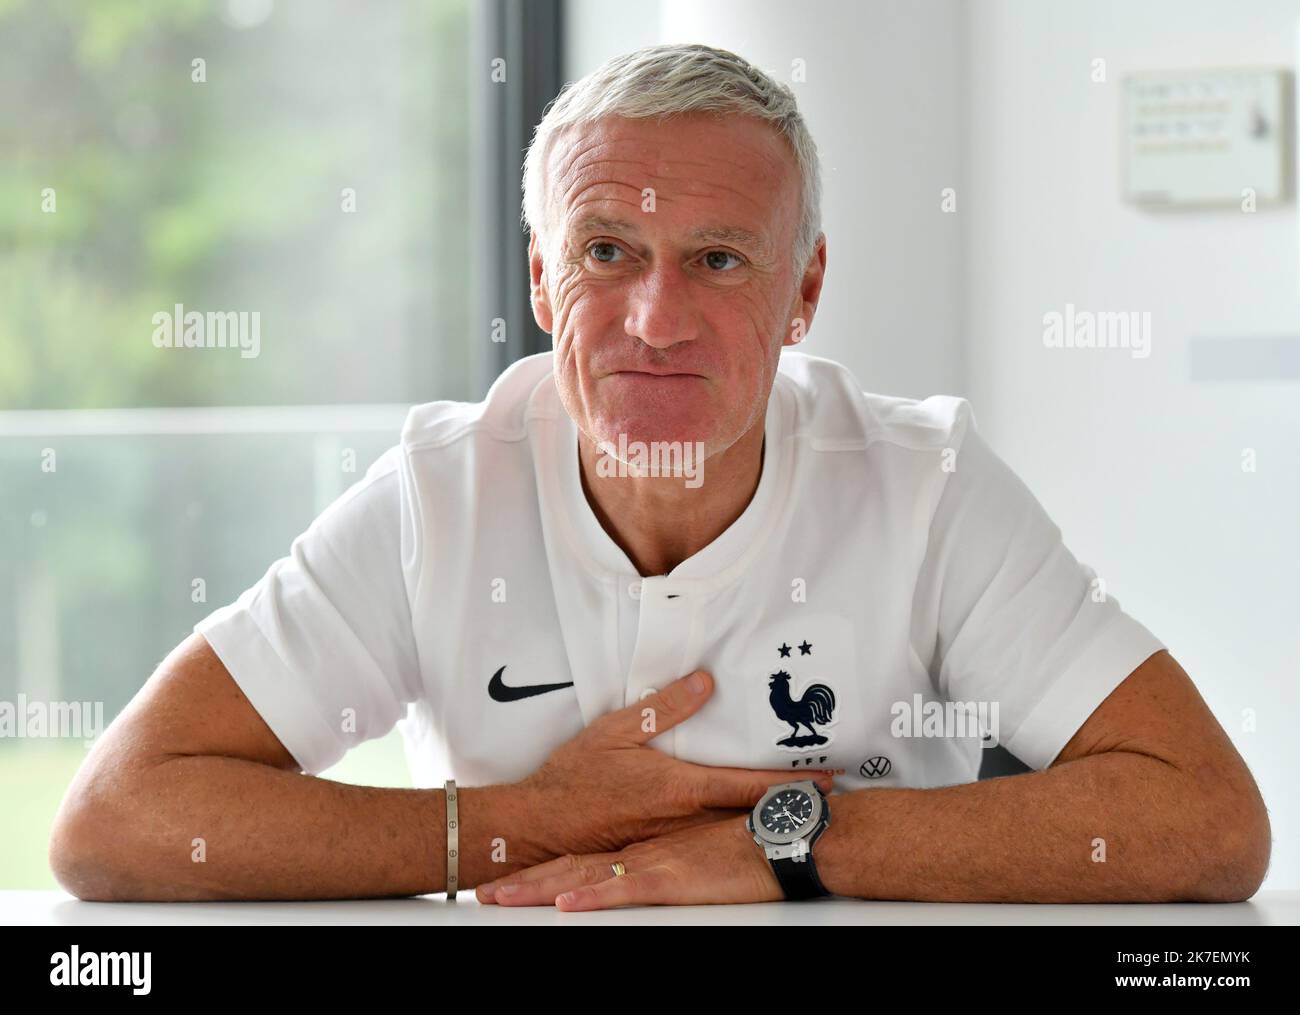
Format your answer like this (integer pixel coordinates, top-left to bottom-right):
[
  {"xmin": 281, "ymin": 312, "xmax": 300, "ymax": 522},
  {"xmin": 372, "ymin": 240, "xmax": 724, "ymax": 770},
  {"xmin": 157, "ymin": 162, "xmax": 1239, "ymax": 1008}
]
[
  {"xmin": 587, "ymin": 242, "xmax": 623, "ymax": 264},
  {"xmin": 703, "ymin": 250, "xmax": 743, "ymax": 271}
]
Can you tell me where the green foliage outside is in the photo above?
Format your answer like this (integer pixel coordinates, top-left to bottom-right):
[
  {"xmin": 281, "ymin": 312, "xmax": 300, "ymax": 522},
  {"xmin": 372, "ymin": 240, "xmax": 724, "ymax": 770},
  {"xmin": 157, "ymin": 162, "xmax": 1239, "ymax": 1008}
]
[{"xmin": 1, "ymin": 0, "xmax": 472, "ymax": 888}]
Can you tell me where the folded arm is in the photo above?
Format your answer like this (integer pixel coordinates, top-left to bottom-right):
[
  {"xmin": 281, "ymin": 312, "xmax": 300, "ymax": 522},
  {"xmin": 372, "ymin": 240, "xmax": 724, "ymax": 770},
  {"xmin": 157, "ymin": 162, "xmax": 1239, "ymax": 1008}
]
[
  {"xmin": 47, "ymin": 633, "xmax": 543, "ymax": 901},
  {"xmin": 814, "ymin": 650, "xmax": 1271, "ymax": 903}
]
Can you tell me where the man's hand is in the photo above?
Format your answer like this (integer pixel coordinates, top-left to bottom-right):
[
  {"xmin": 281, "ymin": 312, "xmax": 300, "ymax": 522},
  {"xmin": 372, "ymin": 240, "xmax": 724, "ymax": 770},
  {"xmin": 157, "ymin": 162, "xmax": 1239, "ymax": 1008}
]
[
  {"xmin": 476, "ymin": 813, "xmax": 788, "ymax": 909},
  {"xmin": 511, "ymin": 669, "xmax": 835, "ymax": 863}
]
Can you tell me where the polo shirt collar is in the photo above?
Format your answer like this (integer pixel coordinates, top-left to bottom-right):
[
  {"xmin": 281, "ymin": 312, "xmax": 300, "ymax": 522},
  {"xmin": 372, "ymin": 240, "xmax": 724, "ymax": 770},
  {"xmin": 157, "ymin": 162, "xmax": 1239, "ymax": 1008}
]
[{"xmin": 535, "ymin": 371, "xmax": 793, "ymax": 590}]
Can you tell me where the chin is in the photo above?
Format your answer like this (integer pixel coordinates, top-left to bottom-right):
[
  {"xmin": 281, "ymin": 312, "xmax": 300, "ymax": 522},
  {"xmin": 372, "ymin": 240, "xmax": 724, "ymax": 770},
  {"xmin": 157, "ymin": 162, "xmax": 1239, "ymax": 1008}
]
[{"xmin": 590, "ymin": 405, "xmax": 718, "ymax": 452}]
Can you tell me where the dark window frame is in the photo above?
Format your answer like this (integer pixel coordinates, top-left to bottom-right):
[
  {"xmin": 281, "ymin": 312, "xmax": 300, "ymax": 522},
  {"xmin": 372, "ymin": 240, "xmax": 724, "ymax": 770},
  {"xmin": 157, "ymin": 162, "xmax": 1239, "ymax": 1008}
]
[{"xmin": 472, "ymin": 0, "xmax": 564, "ymax": 395}]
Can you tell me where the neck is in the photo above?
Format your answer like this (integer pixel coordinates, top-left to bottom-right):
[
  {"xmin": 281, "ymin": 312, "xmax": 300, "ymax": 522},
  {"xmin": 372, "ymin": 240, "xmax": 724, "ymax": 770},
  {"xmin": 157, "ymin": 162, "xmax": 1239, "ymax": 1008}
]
[{"xmin": 576, "ymin": 420, "xmax": 766, "ymax": 577}]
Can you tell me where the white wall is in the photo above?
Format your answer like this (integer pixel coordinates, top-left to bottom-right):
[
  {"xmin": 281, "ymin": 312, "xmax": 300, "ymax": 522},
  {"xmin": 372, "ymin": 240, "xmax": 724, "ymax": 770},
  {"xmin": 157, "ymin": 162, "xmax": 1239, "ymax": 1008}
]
[
  {"xmin": 965, "ymin": 0, "xmax": 1300, "ymax": 891},
  {"xmin": 564, "ymin": 0, "xmax": 1299, "ymax": 890}
]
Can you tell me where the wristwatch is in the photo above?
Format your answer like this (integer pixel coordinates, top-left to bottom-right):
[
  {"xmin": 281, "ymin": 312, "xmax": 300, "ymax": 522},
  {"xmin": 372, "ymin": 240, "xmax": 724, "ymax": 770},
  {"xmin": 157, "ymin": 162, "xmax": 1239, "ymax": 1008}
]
[{"xmin": 746, "ymin": 779, "xmax": 832, "ymax": 900}]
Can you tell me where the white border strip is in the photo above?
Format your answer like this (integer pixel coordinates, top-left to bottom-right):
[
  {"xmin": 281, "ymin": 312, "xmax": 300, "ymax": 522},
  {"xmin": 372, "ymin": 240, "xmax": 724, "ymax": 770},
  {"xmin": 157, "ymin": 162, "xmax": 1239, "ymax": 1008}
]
[{"xmin": 0, "ymin": 404, "xmax": 411, "ymax": 437}]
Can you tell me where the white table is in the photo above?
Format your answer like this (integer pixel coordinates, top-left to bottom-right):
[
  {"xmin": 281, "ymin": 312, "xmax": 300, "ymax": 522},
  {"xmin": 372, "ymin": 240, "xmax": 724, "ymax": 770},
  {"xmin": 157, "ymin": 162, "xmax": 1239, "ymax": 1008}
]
[{"xmin": 3, "ymin": 889, "xmax": 1298, "ymax": 925}]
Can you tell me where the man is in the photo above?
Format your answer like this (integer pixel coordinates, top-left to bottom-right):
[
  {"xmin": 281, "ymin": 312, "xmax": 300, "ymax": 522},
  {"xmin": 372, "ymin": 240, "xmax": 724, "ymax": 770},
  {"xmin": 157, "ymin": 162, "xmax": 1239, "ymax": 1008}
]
[{"xmin": 50, "ymin": 43, "xmax": 1269, "ymax": 909}]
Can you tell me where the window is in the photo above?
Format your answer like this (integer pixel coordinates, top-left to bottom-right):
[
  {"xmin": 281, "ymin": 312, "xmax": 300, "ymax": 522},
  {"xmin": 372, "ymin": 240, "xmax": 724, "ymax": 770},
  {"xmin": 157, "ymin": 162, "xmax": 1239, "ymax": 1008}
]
[{"xmin": 0, "ymin": 0, "xmax": 486, "ymax": 888}]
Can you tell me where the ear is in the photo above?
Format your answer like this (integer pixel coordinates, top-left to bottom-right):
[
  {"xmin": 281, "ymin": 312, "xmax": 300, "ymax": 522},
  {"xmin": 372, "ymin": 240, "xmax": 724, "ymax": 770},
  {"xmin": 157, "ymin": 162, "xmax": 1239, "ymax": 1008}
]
[
  {"xmin": 783, "ymin": 233, "xmax": 827, "ymax": 347},
  {"xmin": 529, "ymin": 232, "xmax": 554, "ymax": 334}
]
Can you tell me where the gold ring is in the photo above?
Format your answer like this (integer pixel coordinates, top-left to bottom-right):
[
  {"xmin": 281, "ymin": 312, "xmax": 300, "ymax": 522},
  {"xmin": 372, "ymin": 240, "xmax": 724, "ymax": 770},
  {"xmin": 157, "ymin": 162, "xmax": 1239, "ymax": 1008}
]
[{"xmin": 610, "ymin": 861, "xmax": 627, "ymax": 877}]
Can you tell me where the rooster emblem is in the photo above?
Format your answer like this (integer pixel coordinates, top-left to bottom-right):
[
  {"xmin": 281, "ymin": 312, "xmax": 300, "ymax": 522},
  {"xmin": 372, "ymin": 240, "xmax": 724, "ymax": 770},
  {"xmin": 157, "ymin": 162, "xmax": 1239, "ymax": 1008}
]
[{"xmin": 768, "ymin": 668, "xmax": 837, "ymax": 748}]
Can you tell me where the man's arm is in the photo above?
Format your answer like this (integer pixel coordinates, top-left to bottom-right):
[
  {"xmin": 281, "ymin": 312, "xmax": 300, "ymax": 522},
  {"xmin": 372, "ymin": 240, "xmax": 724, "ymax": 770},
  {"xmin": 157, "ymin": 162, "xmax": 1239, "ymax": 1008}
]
[
  {"xmin": 813, "ymin": 650, "xmax": 1271, "ymax": 903},
  {"xmin": 49, "ymin": 635, "xmax": 815, "ymax": 902},
  {"xmin": 47, "ymin": 633, "xmax": 546, "ymax": 901}
]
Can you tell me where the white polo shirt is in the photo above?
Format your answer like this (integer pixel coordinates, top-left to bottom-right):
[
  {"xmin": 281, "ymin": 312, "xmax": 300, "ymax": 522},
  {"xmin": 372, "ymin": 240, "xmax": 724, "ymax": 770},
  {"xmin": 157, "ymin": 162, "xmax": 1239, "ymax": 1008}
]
[{"xmin": 195, "ymin": 350, "xmax": 1164, "ymax": 792}]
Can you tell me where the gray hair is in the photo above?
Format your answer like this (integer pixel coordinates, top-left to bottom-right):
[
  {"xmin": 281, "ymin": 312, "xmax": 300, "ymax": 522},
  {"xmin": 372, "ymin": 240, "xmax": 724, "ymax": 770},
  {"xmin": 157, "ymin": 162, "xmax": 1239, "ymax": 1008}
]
[{"xmin": 521, "ymin": 43, "xmax": 822, "ymax": 276}]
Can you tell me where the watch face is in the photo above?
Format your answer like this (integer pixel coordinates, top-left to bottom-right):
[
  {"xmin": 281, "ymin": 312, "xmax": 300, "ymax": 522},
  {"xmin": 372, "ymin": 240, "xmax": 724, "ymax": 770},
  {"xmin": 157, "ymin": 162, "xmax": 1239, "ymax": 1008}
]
[{"xmin": 759, "ymin": 788, "xmax": 815, "ymax": 836}]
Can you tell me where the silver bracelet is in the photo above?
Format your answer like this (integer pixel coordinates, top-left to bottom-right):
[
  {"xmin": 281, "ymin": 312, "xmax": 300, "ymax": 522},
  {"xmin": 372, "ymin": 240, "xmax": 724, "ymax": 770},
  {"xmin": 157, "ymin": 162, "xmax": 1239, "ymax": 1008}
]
[{"xmin": 444, "ymin": 778, "xmax": 458, "ymax": 899}]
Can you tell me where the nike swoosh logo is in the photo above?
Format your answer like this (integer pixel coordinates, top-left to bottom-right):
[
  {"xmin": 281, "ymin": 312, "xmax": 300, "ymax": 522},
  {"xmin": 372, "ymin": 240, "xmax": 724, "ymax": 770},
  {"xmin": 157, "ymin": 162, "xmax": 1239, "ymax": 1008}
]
[{"xmin": 487, "ymin": 665, "xmax": 575, "ymax": 702}]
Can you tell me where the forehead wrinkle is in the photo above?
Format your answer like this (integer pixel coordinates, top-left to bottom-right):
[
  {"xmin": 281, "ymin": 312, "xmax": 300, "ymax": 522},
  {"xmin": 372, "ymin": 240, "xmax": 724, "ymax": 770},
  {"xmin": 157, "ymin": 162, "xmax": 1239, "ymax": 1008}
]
[
  {"xmin": 552, "ymin": 137, "xmax": 794, "ymax": 263},
  {"xmin": 577, "ymin": 116, "xmax": 790, "ymax": 173},
  {"xmin": 565, "ymin": 183, "xmax": 781, "ymax": 256},
  {"xmin": 560, "ymin": 194, "xmax": 643, "ymax": 238},
  {"xmin": 546, "ymin": 132, "xmax": 641, "ymax": 221},
  {"xmin": 550, "ymin": 116, "xmax": 795, "ymax": 199},
  {"xmin": 556, "ymin": 133, "xmax": 786, "ymax": 211},
  {"xmin": 555, "ymin": 165, "xmax": 647, "ymax": 224}
]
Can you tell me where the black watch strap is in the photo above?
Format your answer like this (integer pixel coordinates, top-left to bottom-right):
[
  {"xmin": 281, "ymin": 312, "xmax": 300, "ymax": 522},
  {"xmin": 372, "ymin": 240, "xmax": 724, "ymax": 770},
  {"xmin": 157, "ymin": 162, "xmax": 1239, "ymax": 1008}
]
[{"xmin": 772, "ymin": 852, "xmax": 830, "ymax": 900}]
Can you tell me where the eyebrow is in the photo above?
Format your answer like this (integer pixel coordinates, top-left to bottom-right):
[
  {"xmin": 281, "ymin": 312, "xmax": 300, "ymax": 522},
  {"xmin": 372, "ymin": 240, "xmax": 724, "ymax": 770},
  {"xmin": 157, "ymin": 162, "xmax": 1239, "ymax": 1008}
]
[{"xmin": 568, "ymin": 214, "xmax": 774, "ymax": 258}]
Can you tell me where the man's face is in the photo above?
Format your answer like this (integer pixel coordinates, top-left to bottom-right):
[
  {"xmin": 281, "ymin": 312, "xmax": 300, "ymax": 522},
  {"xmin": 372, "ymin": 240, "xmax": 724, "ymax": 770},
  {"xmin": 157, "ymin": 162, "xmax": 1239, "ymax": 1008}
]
[{"xmin": 529, "ymin": 113, "xmax": 824, "ymax": 460}]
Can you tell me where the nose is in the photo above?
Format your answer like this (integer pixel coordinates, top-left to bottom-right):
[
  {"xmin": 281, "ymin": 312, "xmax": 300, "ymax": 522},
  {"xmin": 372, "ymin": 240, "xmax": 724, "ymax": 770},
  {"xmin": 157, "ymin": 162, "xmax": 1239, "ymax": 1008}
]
[{"xmin": 623, "ymin": 262, "xmax": 702, "ymax": 350}]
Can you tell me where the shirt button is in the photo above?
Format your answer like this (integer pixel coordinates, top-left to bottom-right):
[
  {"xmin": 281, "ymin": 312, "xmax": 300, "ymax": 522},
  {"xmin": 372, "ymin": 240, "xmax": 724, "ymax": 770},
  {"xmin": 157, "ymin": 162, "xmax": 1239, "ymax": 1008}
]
[{"xmin": 628, "ymin": 581, "xmax": 642, "ymax": 600}]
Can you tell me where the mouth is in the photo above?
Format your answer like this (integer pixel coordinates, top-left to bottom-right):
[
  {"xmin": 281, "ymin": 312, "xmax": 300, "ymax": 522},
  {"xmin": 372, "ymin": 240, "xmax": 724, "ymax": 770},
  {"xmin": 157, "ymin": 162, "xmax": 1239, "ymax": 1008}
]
[{"xmin": 611, "ymin": 369, "xmax": 703, "ymax": 379}]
